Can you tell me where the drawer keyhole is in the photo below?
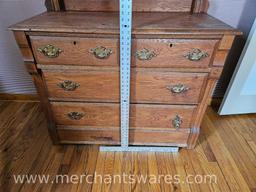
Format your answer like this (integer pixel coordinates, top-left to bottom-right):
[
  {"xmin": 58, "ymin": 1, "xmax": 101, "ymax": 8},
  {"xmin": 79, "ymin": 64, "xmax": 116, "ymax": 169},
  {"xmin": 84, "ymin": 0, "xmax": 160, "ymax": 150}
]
[{"xmin": 73, "ymin": 41, "xmax": 77, "ymax": 45}]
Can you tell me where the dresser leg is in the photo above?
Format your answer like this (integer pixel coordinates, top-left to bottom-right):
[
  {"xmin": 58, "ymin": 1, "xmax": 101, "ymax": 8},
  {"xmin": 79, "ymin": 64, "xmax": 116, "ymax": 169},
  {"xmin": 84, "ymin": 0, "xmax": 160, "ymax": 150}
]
[
  {"xmin": 32, "ymin": 73, "xmax": 59, "ymax": 144},
  {"xmin": 47, "ymin": 122, "xmax": 59, "ymax": 145},
  {"xmin": 187, "ymin": 79, "xmax": 217, "ymax": 149},
  {"xmin": 12, "ymin": 31, "xmax": 59, "ymax": 144},
  {"xmin": 187, "ymin": 127, "xmax": 200, "ymax": 149}
]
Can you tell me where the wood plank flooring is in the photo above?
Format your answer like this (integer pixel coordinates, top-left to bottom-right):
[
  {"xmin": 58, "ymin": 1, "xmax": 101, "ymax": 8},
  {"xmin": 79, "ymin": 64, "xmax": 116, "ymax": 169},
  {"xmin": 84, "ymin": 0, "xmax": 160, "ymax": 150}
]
[{"xmin": 0, "ymin": 101, "xmax": 255, "ymax": 192}]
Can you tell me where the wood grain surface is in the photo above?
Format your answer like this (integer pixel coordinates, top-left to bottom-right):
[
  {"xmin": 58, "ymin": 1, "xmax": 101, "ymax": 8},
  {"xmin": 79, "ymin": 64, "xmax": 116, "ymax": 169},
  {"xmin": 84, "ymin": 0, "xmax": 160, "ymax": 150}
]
[
  {"xmin": 46, "ymin": 0, "xmax": 209, "ymax": 13},
  {"xmin": 64, "ymin": 0, "xmax": 194, "ymax": 12},
  {"xmin": 31, "ymin": 36, "xmax": 119, "ymax": 66},
  {"xmin": 51, "ymin": 102, "xmax": 197, "ymax": 130},
  {"xmin": 9, "ymin": 12, "xmax": 240, "ymax": 35},
  {"xmin": 43, "ymin": 69, "xmax": 120, "ymax": 102},
  {"xmin": 131, "ymin": 71, "xmax": 208, "ymax": 104},
  {"xmin": 13, "ymin": 31, "xmax": 34, "ymax": 62},
  {"xmin": 43, "ymin": 69, "xmax": 208, "ymax": 104},
  {"xmin": 132, "ymin": 39, "xmax": 218, "ymax": 68},
  {"xmin": 31, "ymin": 36, "xmax": 217, "ymax": 68},
  {"xmin": 57, "ymin": 128, "xmax": 190, "ymax": 147},
  {"xmin": 0, "ymin": 101, "xmax": 255, "ymax": 191}
]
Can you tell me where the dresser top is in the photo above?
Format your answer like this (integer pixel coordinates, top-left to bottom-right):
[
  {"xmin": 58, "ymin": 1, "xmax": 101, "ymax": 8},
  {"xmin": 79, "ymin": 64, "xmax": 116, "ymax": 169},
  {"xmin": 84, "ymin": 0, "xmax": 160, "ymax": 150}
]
[{"xmin": 10, "ymin": 12, "xmax": 240, "ymax": 36}]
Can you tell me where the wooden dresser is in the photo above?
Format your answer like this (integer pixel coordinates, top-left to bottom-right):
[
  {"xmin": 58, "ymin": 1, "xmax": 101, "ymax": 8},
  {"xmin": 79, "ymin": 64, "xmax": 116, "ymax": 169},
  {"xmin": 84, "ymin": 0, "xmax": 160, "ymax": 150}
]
[{"xmin": 10, "ymin": 0, "xmax": 241, "ymax": 149}]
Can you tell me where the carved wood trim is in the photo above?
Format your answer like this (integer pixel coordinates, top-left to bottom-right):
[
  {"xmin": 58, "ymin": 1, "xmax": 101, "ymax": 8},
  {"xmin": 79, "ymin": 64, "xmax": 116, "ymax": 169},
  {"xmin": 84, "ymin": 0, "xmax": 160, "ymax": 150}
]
[
  {"xmin": 45, "ymin": 0, "xmax": 54, "ymax": 11},
  {"xmin": 45, "ymin": 0, "xmax": 208, "ymax": 13},
  {"xmin": 192, "ymin": 0, "xmax": 209, "ymax": 13},
  {"xmin": 45, "ymin": 0, "xmax": 62, "ymax": 11}
]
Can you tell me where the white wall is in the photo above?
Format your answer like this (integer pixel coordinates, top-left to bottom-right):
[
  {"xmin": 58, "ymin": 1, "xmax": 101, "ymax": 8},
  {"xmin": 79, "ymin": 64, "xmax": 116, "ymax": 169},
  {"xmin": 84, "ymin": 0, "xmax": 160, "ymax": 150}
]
[
  {"xmin": 0, "ymin": 0, "xmax": 255, "ymax": 94},
  {"xmin": 0, "ymin": 0, "xmax": 45, "ymax": 94},
  {"xmin": 208, "ymin": 0, "xmax": 256, "ymax": 36},
  {"xmin": 208, "ymin": 0, "xmax": 256, "ymax": 97},
  {"xmin": 208, "ymin": 0, "xmax": 245, "ymax": 28}
]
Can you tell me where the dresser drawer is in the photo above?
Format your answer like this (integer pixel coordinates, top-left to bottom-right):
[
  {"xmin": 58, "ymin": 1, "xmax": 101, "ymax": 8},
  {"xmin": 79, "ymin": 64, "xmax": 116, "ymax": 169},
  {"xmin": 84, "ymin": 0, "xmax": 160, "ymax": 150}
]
[
  {"xmin": 30, "ymin": 36, "xmax": 119, "ymax": 66},
  {"xmin": 30, "ymin": 36, "xmax": 217, "ymax": 69},
  {"xmin": 43, "ymin": 69, "xmax": 207, "ymax": 104},
  {"xmin": 43, "ymin": 69, "xmax": 119, "ymax": 102},
  {"xmin": 131, "ymin": 70, "xmax": 208, "ymax": 104},
  {"xmin": 51, "ymin": 102, "xmax": 197, "ymax": 130},
  {"xmin": 57, "ymin": 128, "xmax": 189, "ymax": 147},
  {"xmin": 132, "ymin": 39, "xmax": 218, "ymax": 68}
]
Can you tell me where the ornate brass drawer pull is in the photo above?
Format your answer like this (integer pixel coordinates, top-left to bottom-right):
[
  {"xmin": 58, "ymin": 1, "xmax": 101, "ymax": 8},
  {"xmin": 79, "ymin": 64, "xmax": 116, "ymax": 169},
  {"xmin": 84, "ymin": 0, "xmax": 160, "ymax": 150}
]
[
  {"xmin": 67, "ymin": 112, "xmax": 85, "ymax": 120},
  {"xmin": 89, "ymin": 46, "xmax": 113, "ymax": 59},
  {"xmin": 184, "ymin": 48, "xmax": 209, "ymax": 61},
  {"xmin": 37, "ymin": 44, "xmax": 62, "ymax": 58},
  {"xmin": 57, "ymin": 80, "xmax": 80, "ymax": 91},
  {"xmin": 136, "ymin": 48, "xmax": 157, "ymax": 60},
  {"xmin": 167, "ymin": 84, "xmax": 190, "ymax": 94},
  {"xmin": 172, "ymin": 115, "xmax": 182, "ymax": 129}
]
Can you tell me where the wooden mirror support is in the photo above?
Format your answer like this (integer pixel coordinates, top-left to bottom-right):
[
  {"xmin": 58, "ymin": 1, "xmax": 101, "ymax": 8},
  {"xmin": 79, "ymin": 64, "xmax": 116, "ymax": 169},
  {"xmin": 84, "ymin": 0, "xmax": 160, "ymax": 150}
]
[{"xmin": 45, "ymin": 0, "xmax": 209, "ymax": 13}]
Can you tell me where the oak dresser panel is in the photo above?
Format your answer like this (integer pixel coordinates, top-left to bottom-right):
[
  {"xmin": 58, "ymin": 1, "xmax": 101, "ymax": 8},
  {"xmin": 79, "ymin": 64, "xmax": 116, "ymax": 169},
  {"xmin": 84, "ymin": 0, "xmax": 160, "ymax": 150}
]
[
  {"xmin": 42, "ymin": 69, "xmax": 119, "ymax": 102},
  {"xmin": 64, "ymin": 0, "xmax": 194, "ymax": 12},
  {"xmin": 51, "ymin": 102, "xmax": 197, "ymax": 130},
  {"xmin": 57, "ymin": 128, "xmax": 190, "ymax": 146},
  {"xmin": 130, "ymin": 70, "xmax": 208, "ymax": 104},
  {"xmin": 31, "ymin": 36, "xmax": 217, "ymax": 68},
  {"xmin": 133, "ymin": 39, "xmax": 218, "ymax": 68},
  {"xmin": 31, "ymin": 36, "xmax": 119, "ymax": 66},
  {"xmin": 43, "ymin": 69, "xmax": 208, "ymax": 104}
]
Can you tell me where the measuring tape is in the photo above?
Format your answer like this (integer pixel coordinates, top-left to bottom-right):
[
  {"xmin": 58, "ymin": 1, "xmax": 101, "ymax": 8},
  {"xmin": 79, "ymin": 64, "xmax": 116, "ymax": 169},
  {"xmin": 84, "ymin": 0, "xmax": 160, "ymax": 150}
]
[{"xmin": 100, "ymin": 0, "xmax": 178, "ymax": 152}]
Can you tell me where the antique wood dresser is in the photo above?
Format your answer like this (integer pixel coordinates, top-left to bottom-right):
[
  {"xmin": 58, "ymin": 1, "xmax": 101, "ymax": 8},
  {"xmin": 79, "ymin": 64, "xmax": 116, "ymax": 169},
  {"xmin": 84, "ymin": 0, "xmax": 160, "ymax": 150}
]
[{"xmin": 10, "ymin": 0, "xmax": 241, "ymax": 149}]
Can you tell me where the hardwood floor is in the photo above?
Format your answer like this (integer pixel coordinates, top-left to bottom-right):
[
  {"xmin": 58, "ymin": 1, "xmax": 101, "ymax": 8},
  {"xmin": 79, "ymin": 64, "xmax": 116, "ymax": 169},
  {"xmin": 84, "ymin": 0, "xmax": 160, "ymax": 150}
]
[{"xmin": 0, "ymin": 101, "xmax": 255, "ymax": 192}]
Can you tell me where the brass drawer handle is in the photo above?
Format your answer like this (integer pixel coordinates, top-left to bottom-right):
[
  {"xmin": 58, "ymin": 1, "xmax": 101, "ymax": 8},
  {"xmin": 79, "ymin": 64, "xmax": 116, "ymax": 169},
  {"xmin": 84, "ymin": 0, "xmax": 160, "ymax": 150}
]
[
  {"xmin": 136, "ymin": 48, "xmax": 157, "ymax": 60},
  {"xmin": 89, "ymin": 46, "xmax": 113, "ymax": 59},
  {"xmin": 67, "ymin": 112, "xmax": 85, "ymax": 120},
  {"xmin": 172, "ymin": 115, "xmax": 182, "ymax": 129},
  {"xmin": 57, "ymin": 80, "xmax": 80, "ymax": 91},
  {"xmin": 167, "ymin": 84, "xmax": 190, "ymax": 94},
  {"xmin": 184, "ymin": 48, "xmax": 209, "ymax": 61},
  {"xmin": 37, "ymin": 44, "xmax": 62, "ymax": 58}
]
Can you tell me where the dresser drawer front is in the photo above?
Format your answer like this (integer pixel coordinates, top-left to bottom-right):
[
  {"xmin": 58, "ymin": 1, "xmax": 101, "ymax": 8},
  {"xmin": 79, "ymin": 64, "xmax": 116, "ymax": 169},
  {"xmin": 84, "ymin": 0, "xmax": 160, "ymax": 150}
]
[
  {"xmin": 51, "ymin": 102, "xmax": 196, "ymax": 130},
  {"xmin": 133, "ymin": 39, "xmax": 218, "ymax": 68},
  {"xmin": 31, "ymin": 36, "xmax": 119, "ymax": 66},
  {"xmin": 43, "ymin": 70, "xmax": 119, "ymax": 102},
  {"xmin": 132, "ymin": 71, "xmax": 208, "ymax": 104},
  {"xmin": 130, "ymin": 104, "xmax": 196, "ymax": 130},
  {"xmin": 52, "ymin": 102, "xmax": 120, "ymax": 127},
  {"xmin": 57, "ymin": 128, "xmax": 189, "ymax": 146},
  {"xmin": 43, "ymin": 69, "xmax": 207, "ymax": 104}
]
